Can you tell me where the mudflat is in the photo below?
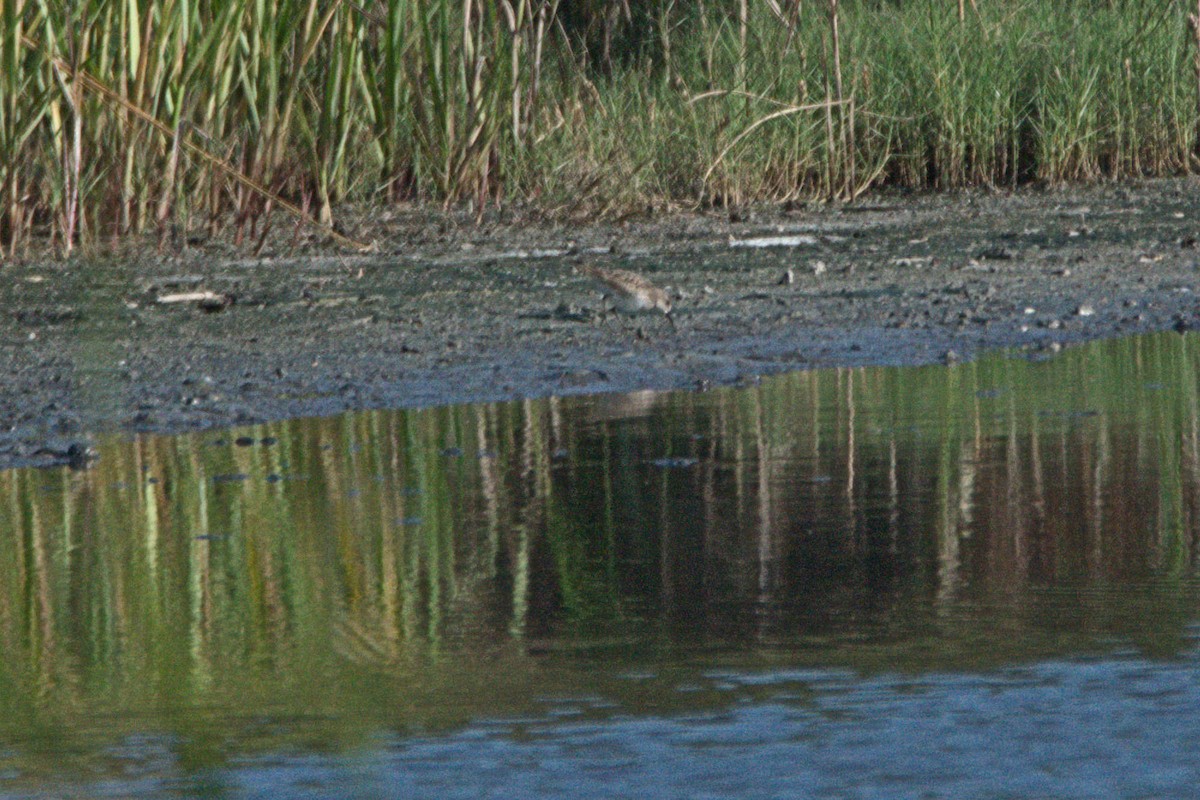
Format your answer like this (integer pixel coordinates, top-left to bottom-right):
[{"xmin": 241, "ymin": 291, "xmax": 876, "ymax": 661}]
[{"xmin": 4, "ymin": 179, "xmax": 1198, "ymax": 469}]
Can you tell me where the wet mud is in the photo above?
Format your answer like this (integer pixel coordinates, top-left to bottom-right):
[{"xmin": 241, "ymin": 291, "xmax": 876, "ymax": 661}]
[{"xmin": 3, "ymin": 179, "xmax": 1198, "ymax": 469}]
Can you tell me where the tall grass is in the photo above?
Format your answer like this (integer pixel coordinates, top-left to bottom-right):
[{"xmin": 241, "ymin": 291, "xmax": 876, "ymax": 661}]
[{"xmin": 2, "ymin": 0, "xmax": 1198, "ymax": 254}]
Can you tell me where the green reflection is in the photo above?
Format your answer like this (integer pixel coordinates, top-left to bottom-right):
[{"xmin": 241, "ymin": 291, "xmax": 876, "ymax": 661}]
[{"xmin": 2, "ymin": 332, "xmax": 1200, "ymax": 784}]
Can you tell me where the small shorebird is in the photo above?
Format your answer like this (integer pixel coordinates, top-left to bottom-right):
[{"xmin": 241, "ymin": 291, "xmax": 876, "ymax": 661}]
[{"xmin": 577, "ymin": 264, "xmax": 675, "ymax": 334}]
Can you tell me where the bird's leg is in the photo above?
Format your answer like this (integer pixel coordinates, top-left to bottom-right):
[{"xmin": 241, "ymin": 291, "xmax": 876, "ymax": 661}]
[
  {"xmin": 608, "ymin": 297, "xmax": 635, "ymax": 333},
  {"xmin": 597, "ymin": 293, "xmax": 619, "ymax": 326},
  {"xmin": 597, "ymin": 294, "xmax": 614, "ymax": 325}
]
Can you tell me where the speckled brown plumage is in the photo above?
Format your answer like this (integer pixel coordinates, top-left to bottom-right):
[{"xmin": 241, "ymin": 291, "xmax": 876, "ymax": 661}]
[{"xmin": 577, "ymin": 264, "xmax": 674, "ymax": 328}]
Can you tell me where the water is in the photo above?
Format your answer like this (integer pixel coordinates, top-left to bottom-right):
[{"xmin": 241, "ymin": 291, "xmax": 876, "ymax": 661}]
[{"xmin": 2, "ymin": 332, "xmax": 1200, "ymax": 798}]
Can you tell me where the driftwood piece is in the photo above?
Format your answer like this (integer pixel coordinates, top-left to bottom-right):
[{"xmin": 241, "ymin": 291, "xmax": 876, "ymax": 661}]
[{"xmin": 156, "ymin": 291, "xmax": 234, "ymax": 312}]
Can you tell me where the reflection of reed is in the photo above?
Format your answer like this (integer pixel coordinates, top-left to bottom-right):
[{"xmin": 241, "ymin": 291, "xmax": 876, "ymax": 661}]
[
  {"xmin": 754, "ymin": 386, "xmax": 774, "ymax": 600},
  {"xmin": 1, "ymin": 333, "xmax": 1199, "ymax": 750},
  {"xmin": 843, "ymin": 368, "xmax": 857, "ymax": 552}
]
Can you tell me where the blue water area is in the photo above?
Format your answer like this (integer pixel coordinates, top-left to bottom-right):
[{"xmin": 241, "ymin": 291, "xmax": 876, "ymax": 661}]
[
  {"xmin": 21, "ymin": 651, "xmax": 1200, "ymax": 799},
  {"xmin": 386, "ymin": 656, "xmax": 1199, "ymax": 800}
]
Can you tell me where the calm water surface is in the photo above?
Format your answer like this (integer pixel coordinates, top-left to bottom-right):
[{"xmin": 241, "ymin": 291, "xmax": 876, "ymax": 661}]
[{"xmin": 3, "ymin": 333, "xmax": 1200, "ymax": 798}]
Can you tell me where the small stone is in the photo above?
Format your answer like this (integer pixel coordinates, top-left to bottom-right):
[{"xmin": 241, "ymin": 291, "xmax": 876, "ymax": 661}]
[
  {"xmin": 1076, "ymin": 304, "xmax": 1095, "ymax": 317},
  {"xmin": 65, "ymin": 442, "xmax": 98, "ymax": 470},
  {"xmin": 553, "ymin": 302, "xmax": 589, "ymax": 321},
  {"xmin": 977, "ymin": 247, "xmax": 1013, "ymax": 260},
  {"xmin": 810, "ymin": 260, "xmax": 827, "ymax": 275},
  {"xmin": 778, "ymin": 268, "xmax": 794, "ymax": 285}
]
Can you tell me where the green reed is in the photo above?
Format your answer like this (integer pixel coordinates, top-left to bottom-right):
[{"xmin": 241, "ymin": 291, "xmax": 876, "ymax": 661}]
[{"xmin": 2, "ymin": 0, "xmax": 1199, "ymax": 253}]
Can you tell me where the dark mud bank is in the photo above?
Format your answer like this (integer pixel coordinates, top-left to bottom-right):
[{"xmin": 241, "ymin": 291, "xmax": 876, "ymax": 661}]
[{"xmin": 4, "ymin": 180, "xmax": 1199, "ymax": 469}]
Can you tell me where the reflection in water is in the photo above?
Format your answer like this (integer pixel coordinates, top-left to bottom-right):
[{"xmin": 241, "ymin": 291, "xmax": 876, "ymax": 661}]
[{"xmin": 2, "ymin": 332, "xmax": 1200, "ymax": 796}]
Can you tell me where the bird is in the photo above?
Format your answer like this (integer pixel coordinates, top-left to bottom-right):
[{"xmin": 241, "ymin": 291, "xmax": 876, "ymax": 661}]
[{"xmin": 577, "ymin": 264, "xmax": 675, "ymax": 334}]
